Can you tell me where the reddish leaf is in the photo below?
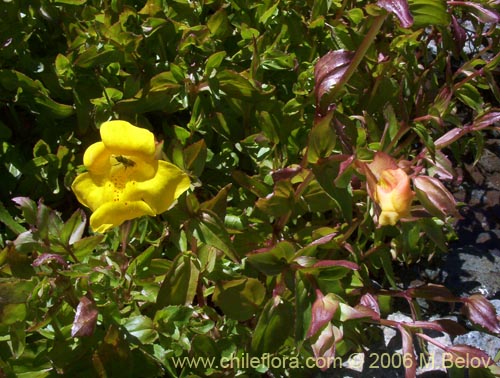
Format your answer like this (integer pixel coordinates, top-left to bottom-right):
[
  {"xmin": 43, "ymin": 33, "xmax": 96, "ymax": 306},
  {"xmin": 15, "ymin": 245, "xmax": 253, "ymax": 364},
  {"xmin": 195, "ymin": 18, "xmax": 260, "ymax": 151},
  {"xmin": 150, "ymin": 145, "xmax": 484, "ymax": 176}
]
[
  {"xmin": 307, "ymin": 290, "xmax": 339, "ymax": 338},
  {"xmin": 310, "ymin": 323, "xmax": 342, "ymax": 371},
  {"xmin": 314, "ymin": 50, "xmax": 354, "ymax": 107},
  {"xmin": 271, "ymin": 165, "xmax": 302, "ymax": 182},
  {"xmin": 359, "ymin": 292, "xmax": 380, "ymax": 316},
  {"xmin": 312, "ymin": 260, "xmax": 359, "ymax": 270},
  {"xmin": 413, "ymin": 175, "xmax": 460, "ymax": 219},
  {"xmin": 408, "ymin": 319, "xmax": 466, "ymax": 335},
  {"xmin": 71, "ymin": 296, "xmax": 98, "ymax": 337},
  {"xmin": 32, "ymin": 253, "xmax": 69, "ymax": 268},
  {"xmin": 377, "ymin": 0, "xmax": 414, "ymax": 28},
  {"xmin": 309, "ymin": 232, "xmax": 338, "ymax": 247},
  {"xmin": 444, "ymin": 344, "xmax": 494, "ymax": 367},
  {"xmin": 340, "ymin": 303, "xmax": 380, "ymax": 321},
  {"xmin": 451, "ymin": 15, "xmax": 467, "ymax": 54},
  {"xmin": 449, "ymin": 1, "xmax": 500, "ymax": 23},
  {"xmin": 434, "ymin": 127, "xmax": 470, "ymax": 149},
  {"xmin": 406, "ymin": 284, "xmax": 459, "ymax": 302},
  {"xmin": 397, "ymin": 324, "xmax": 416, "ymax": 378},
  {"xmin": 473, "ymin": 111, "xmax": 500, "ymax": 131},
  {"xmin": 462, "ymin": 294, "xmax": 500, "ymax": 334}
]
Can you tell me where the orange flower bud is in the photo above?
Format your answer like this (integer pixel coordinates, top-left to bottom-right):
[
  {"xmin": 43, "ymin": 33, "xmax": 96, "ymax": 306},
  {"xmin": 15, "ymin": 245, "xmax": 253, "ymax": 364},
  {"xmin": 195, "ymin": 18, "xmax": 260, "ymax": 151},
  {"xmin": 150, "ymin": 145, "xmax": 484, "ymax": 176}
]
[
  {"xmin": 374, "ymin": 168, "xmax": 414, "ymax": 225},
  {"xmin": 360, "ymin": 152, "xmax": 415, "ymax": 226}
]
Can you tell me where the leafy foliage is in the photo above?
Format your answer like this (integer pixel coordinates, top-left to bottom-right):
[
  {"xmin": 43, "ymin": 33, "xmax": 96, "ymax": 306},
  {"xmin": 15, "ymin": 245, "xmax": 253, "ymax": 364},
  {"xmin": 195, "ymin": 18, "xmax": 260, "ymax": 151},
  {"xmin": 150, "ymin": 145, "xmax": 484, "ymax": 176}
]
[{"xmin": 1, "ymin": 0, "xmax": 500, "ymax": 377}]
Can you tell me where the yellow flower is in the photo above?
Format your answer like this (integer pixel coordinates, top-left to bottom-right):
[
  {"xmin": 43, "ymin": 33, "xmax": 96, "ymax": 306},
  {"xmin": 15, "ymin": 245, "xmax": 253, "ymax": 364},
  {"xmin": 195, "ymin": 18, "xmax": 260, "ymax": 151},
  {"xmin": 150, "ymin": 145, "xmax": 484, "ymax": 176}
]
[
  {"xmin": 374, "ymin": 167, "xmax": 414, "ymax": 226},
  {"xmin": 361, "ymin": 152, "xmax": 414, "ymax": 226},
  {"xmin": 71, "ymin": 120, "xmax": 190, "ymax": 233}
]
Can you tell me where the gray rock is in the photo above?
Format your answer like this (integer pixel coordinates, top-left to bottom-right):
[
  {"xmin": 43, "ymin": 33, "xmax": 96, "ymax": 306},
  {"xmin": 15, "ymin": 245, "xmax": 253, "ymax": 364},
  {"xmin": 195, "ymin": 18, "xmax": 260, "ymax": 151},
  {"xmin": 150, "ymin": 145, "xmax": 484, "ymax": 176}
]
[
  {"xmin": 444, "ymin": 245, "xmax": 500, "ymax": 298},
  {"xmin": 453, "ymin": 331, "xmax": 500, "ymax": 361}
]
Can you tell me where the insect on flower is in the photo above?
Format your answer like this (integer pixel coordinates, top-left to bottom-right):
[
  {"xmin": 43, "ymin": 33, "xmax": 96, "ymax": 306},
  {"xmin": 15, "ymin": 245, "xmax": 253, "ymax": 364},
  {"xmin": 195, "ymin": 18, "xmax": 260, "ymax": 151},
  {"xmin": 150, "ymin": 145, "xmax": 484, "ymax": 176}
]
[{"xmin": 113, "ymin": 155, "xmax": 136, "ymax": 169}]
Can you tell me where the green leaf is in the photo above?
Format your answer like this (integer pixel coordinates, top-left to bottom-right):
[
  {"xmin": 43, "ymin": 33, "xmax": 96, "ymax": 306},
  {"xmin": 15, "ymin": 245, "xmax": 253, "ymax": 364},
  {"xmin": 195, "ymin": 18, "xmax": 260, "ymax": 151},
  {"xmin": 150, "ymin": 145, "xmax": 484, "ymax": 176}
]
[
  {"xmin": 407, "ymin": 0, "xmax": 450, "ymax": 27},
  {"xmin": 9, "ymin": 321, "xmax": 26, "ymax": 358},
  {"xmin": 251, "ymin": 296, "xmax": 293, "ymax": 354},
  {"xmin": 156, "ymin": 253, "xmax": 200, "ymax": 307},
  {"xmin": 247, "ymin": 241, "xmax": 295, "ymax": 275},
  {"xmin": 456, "ymin": 83, "xmax": 484, "ymax": 113},
  {"xmin": 0, "ymin": 278, "xmax": 36, "ymax": 324},
  {"xmin": 207, "ymin": 9, "xmax": 231, "ymax": 38},
  {"xmin": 200, "ymin": 184, "xmax": 232, "ymax": 220},
  {"xmin": 312, "ymin": 158, "xmax": 352, "ymax": 222},
  {"xmin": 54, "ymin": 0, "xmax": 87, "ymax": 4},
  {"xmin": 71, "ymin": 235, "xmax": 105, "ymax": 260},
  {"xmin": 205, "ymin": 51, "xmax": 227, "ymax": 77},
  {"xmin": 59, "ymin": 209, "xmax": 86, "ymax": 247},
  {"xmin": 213, "ymin": 278, "xmax": 266, "ymax": 321},
  {"xmin": 295, "ymin": 272, "xmax": 314, "ymax": 341},
  {"xmin": 307, "ymin": 111, "xmax": 336, "ymax": 163},
  {"xmin": 127, "ymin": 246, "xmax": 157, "ymax": 279},
  {"xmin": 123, "ymin": 316, "xmax": 158, "ymax": 344},
  {"xmin": 191, "ymin": 210, "xmax": 239, "ymax": 262},
  {"xmin": 255, "ymin": 180, "xmax": 294, "ymax": 217},
  {"xmin": 0, "ymin": 201, "xmax": 26, "ymax": 235},
  {"xmin": 183, "ymin": 139, "xmax": 207, "ymax": 176},
  {"xmin": 216, "ymin": 70, "xmax": 260, "ymax": 99},
  {"xmin": 0, "ymin": 70, "xmax": 74, "ymax": 118}
]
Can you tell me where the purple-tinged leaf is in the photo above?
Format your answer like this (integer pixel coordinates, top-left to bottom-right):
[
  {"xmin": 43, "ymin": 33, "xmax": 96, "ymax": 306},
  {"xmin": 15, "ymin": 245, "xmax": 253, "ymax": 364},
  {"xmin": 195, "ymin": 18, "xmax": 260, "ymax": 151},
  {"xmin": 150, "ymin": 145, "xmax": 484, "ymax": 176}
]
[
  {"xmin": 462, "ymin": 294, "xmax": 500, "ymax": 335},
  {"xmin": 310, "ymin": 323, "xmax": 342, "ymax": 371},
  {"xmin": 312, "ymin": 260, "xmax": 359, "ymax": 270},
  {"xmin": 377, "ymin": 0, "xmax": 414, "ymax": 28},
  {"xmin": 309, "ymin": 233, "xmax": 338, "ymax": 248},
  {"xmin": 359, "ymin": 293, "xmax": 380, "ymax": 316},
  {"xmin": 314, "ymin": 50, "xmax": 354, "ymax": 107},
  {"xmin": 71, "ymin": 296, "xmax": 98, "ymax": 337},
  {"xmin": 443, "ymin": 344, "xmax": 494, "ymax": 367},
  {"xmin": 473, "ymin": 111, "xmax": 500, "ymax": 131},
  {"xmin": 12, "ymin": 197, "xmax": 37, "ymax": 226},
  {"xmin": 32, "ymin": 253, "xmax": 68, "ymax": 268},
  {"xmin": 397, "ymin": 324, "xmax": 416, "ymax": 378},
  {"xmin": 449, "ymin": 1, "xmax": 500, "ymax": 23},
  {"xmin": 451, "ymin": 15, "xmax": 467, "ymax": 54},
  {"xmin": 339, "ymin": 303, "xmax": 380, "ymax": 321},
  {"xmin": 434, "ymin": 127, "xmax": 470, "ymax": 149},
  {"xmin": 307, "ymin": 290, "xmax": 339, "ymax": 338},
  {"xmin": 406, "ymin": 284, "xmax": 460, "ymax": 302},
  {"xmin": 271, "ymin": 165, "xmax": 302, "ymax": 182},
  {"xmin": 425, "ymin": 151, "xmax": 457, "ymax": 182},
  {"xmin": 407, "ymin": 319, "xmax": 466, "ymax": 335},
  {"xmin": 413, "ymin": 175, "xmax": 460, "ymax": 219}
]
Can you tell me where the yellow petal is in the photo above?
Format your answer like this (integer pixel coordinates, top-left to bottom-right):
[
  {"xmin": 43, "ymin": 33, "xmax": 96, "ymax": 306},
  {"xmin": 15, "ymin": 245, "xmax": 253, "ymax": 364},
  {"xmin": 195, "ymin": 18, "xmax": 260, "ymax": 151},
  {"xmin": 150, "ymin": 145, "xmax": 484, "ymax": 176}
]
[
  {"xmin": 378, "ymin": 211, "xmax": 400, "ymax": 226},
  {"xmin": 375, "ymin": 168, "xmax": 414, "ymax": 225},
  {"xmin": 83, "ymin": 142, "xmax": 112, "ymax": 175},
  {"xmin": 90, "ymin": 201, "xmax": 156, "ymax": 233},
  {"xmin": 100, "ymin": 120, "xmax": 156, "ymax": 157},
  {"xmin": 135, "ymin": 161, "xmax": 190, "ymax": 214},
  {"xmin": 72, "ymin": 172, "xmax": 110, "ymax": 211}
]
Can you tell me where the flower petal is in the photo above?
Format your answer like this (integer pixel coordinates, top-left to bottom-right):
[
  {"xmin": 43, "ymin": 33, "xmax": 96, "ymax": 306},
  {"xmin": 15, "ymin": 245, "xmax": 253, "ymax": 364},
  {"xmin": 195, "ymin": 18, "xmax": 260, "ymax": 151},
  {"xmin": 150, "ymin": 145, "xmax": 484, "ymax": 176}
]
[
  {"xmin": 100, "ymin": 120, "xmax": 156, "ymax": 157},
  {"xmin": 375, "ymin": 168, "xmax": 414, "ymax": 225},
  {"xmin": 367, "ymin": 152, "xmax": 399, "ymax": 180},
  {"xmin": 379, "ymin": 211, "xmax": 401, "ymax": 226},
  {"xmin": 135, "ymin": 161, "xmax": 190, "ymax": 214},
  {"xmin": 83, "ymin": 142, "xmax": 112, "ymax": 175},
  {"xmin": 72, "ymin": 173, "xmax": 110, "ymax": 211},
  {"xmin": 90, "ymin": 201, "xmax": 156, "ymax": 233}
]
